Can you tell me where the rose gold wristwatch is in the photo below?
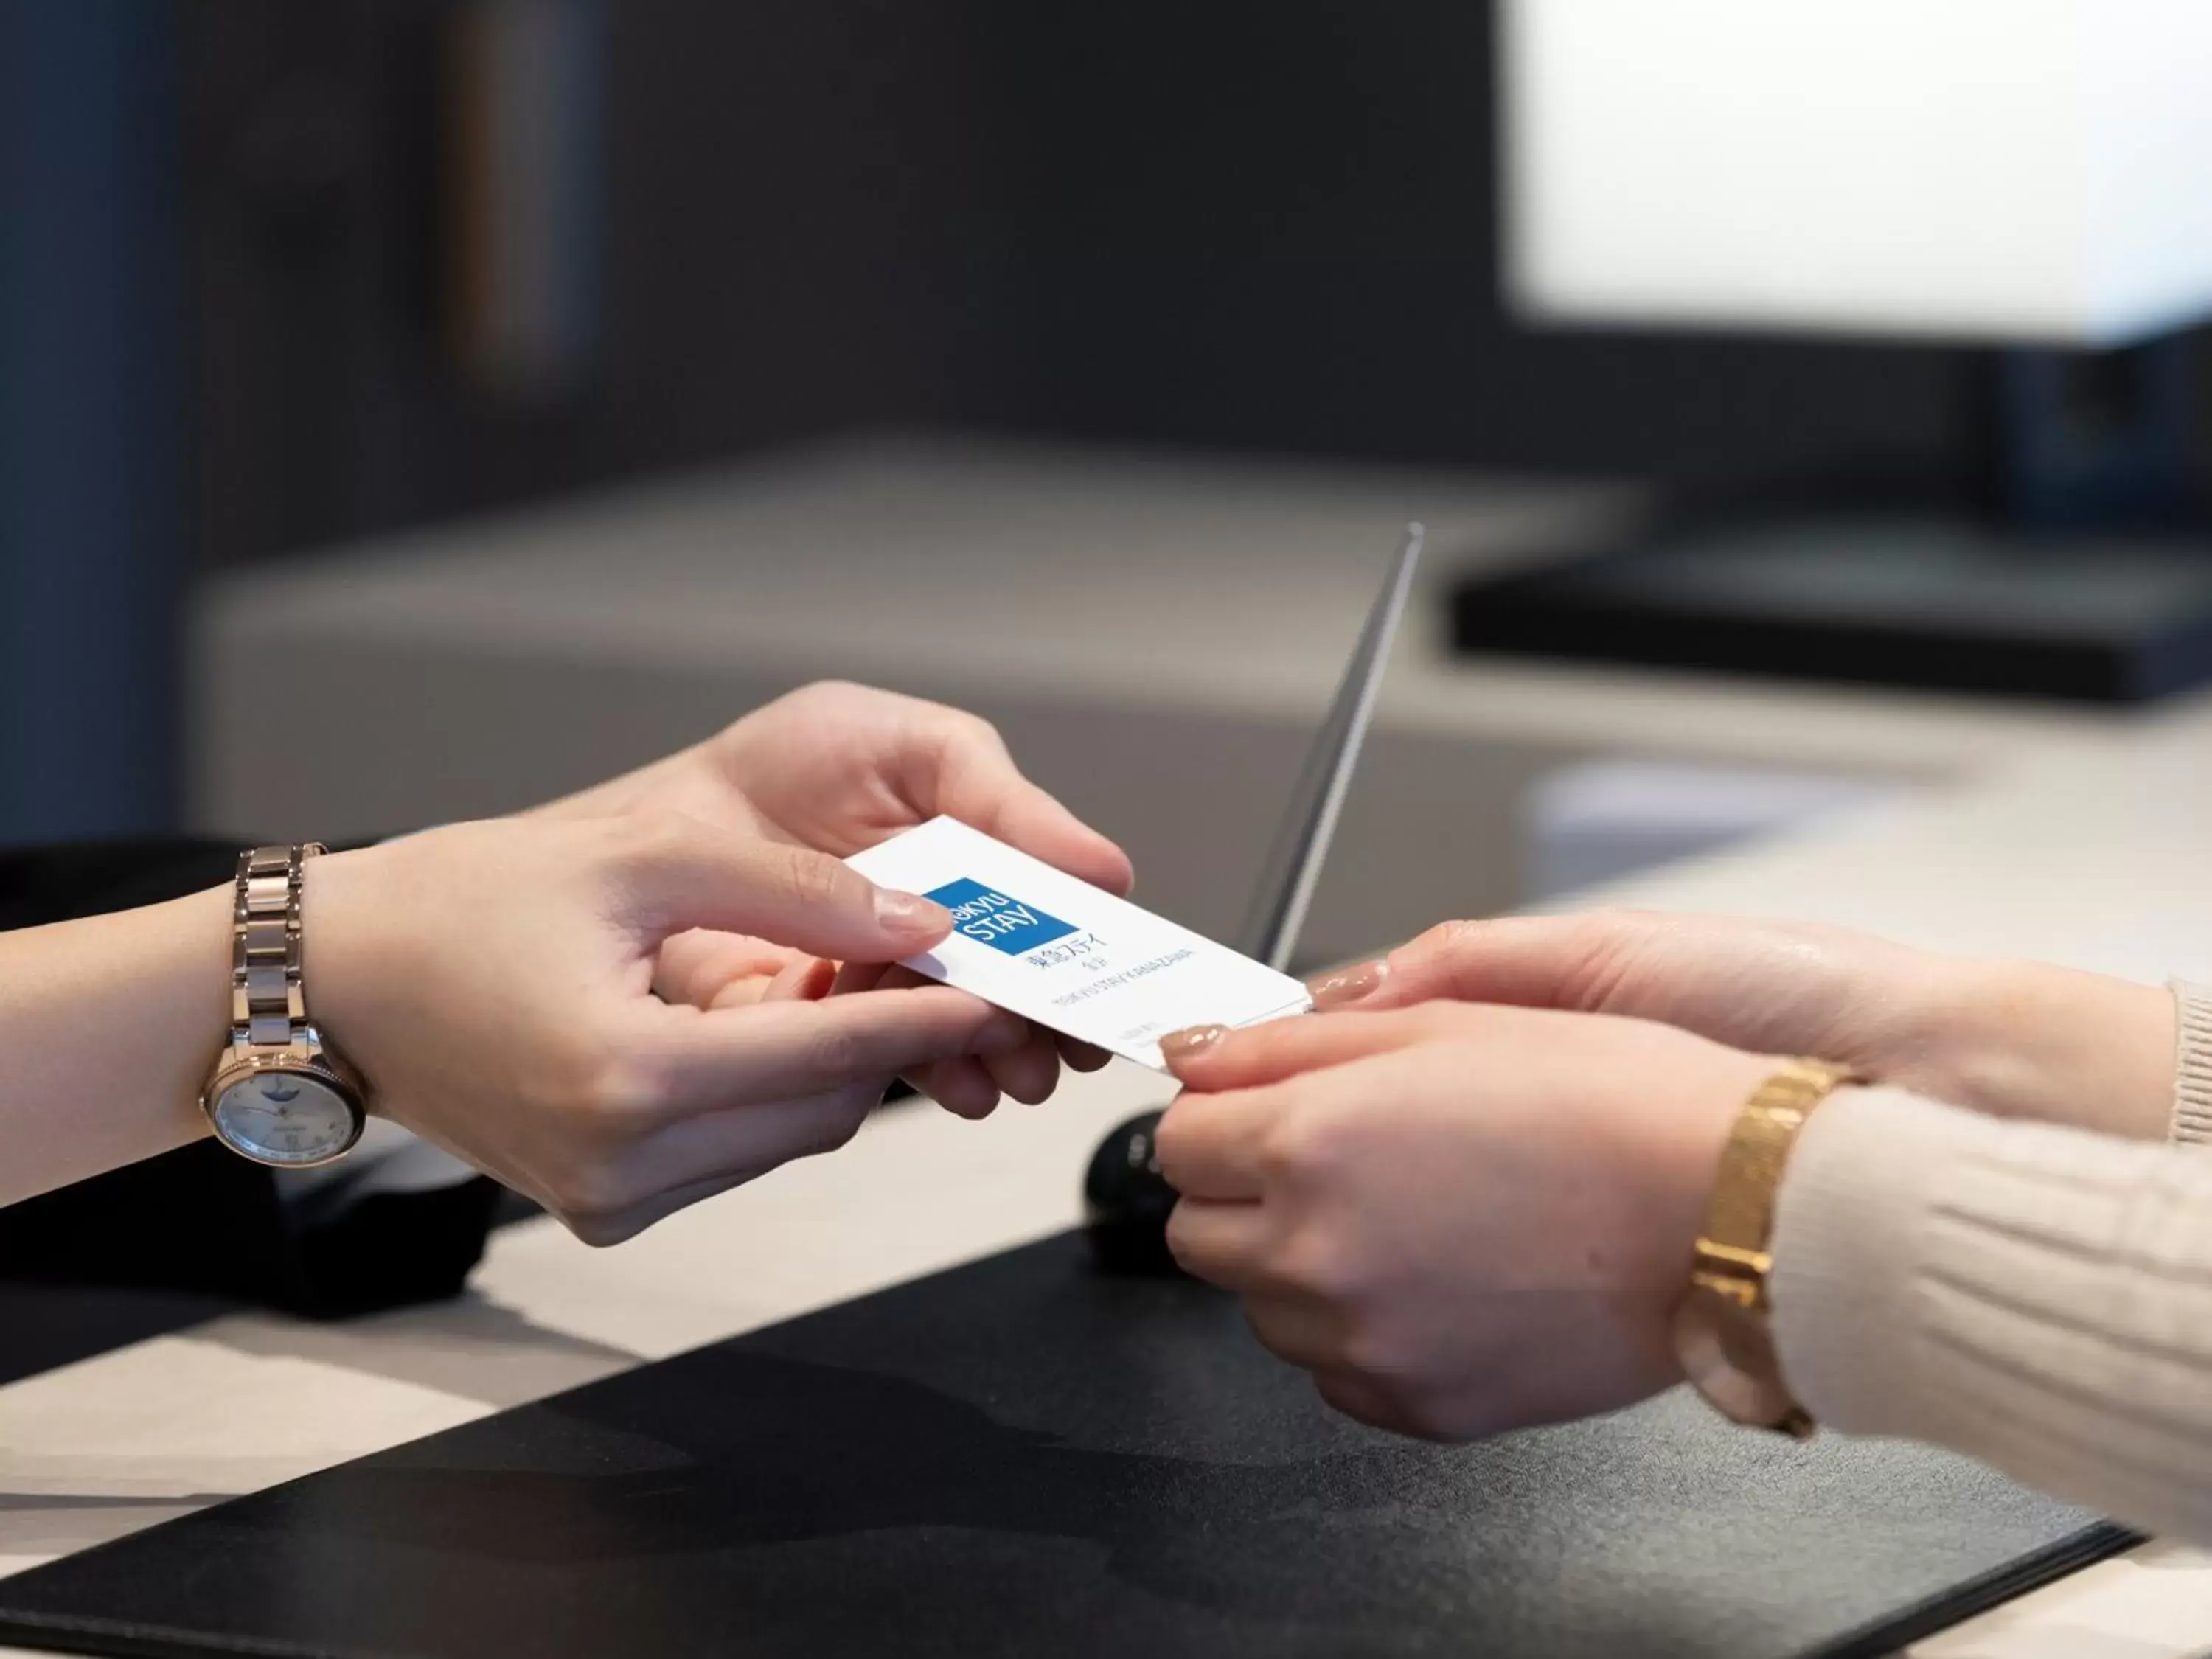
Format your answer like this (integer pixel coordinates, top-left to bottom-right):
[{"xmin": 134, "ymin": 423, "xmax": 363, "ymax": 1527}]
[
  {"xmin": 1672, "ymin": 1058, "xmax": 1852, "ymax": 1438},
  {"xmin": 199, "ymin": 844, "xmax": 368, "ymax": 1169}
]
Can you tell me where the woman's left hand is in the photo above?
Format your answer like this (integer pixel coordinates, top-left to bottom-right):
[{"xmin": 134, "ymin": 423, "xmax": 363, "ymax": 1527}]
[
  {"xmin": 533, "ymin": 681, "xmax": 1132, "ymax": 1113},
  {"xmin": 1157, "ymin": 1005, "xmax": 1775, "ymax": 1439}
]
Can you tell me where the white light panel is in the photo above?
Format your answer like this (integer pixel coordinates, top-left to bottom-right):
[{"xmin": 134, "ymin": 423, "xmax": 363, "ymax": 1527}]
[{"xmin": 1502, "ymin": 0, "xmax": 2212, "ymax": 345}]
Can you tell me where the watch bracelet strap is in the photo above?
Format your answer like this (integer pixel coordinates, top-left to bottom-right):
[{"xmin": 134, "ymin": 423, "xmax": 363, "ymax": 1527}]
[
  {"xmin": 1691, "ymin": 1058, "xmax": 1854, "ymax": 1313},
  {"xmin": 232, "ymin": 843, "xmax": 327, "ymax": 1050}
]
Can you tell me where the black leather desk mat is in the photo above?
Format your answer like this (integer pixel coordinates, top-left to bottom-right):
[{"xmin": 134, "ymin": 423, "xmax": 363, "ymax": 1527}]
[{"xmin": 0, "ymin": 1231, "xmax": 2129, "ymax": 1659}]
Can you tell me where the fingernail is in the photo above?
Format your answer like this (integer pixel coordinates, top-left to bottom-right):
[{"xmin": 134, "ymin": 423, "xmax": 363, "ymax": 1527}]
[
  {"xmin": 875, "ymin": 888, "xmax": 948, "ymax": 933},
  {"xmin": 1306, "ymin": 959, "xmax": 1386, "ymax": 1011},
  {"xmin": 1158, "ymin": 1024, "xmax": 1227, "ymax": 1065}
]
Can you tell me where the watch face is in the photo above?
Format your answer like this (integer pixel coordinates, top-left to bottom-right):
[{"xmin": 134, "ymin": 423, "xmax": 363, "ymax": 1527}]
[
  {"xmin": 211, "ymin": 1068, "xmax": 360, "ymax": 1166},
  {"xmin": 1672, "ymin": 1285, "xmax": 1809, "ymax": 1434}
]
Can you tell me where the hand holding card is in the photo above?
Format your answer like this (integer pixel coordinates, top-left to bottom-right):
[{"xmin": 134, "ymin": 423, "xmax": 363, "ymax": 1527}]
[{"xmin": 846, "ymin": 817, "xmax": 1311, "ymax": 1071}]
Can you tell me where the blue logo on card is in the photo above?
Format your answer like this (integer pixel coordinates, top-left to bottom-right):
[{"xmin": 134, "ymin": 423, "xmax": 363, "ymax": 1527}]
[{"xmin": 926, "ymin": 878, "xmax": 1078, "ymax": 956}]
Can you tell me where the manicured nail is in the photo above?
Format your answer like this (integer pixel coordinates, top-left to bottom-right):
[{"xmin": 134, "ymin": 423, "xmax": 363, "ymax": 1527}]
[
  {"xmin": 1306, "ymin": 959, "xmax": 1386, "ymax": 1011},
  {"xmin": 875, "ymin": 888, "xmax": 948, "ymax": 932},
  {"xmin": 1158, "ymin": 1024, "xmax": 1227, "ymax": 1065}
]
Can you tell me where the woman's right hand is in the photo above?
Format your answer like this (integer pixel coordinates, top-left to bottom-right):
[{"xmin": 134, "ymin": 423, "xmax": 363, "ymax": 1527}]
[
  {"xmin": 305, "ymin": 814, "xmax": 1037, "ymax": 1244},
  {"xmin": 1312, "ymin": 911, "xmax": 2178, "ymax": 1142}
]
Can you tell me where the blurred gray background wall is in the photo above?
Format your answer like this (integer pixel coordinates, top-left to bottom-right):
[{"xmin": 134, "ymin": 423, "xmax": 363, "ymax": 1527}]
[
  {"xmin": 4, "ymin": 0, "xmax": 2208, "ymax": 844},
  {"xmin": 186, "ymin": 0, "xmax": 1997, "ymax": 577}
]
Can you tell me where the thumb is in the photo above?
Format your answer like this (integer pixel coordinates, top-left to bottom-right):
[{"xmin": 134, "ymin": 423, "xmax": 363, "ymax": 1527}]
[{"xmin": 616, "ymin": 818, "xmax": 951, "ymax": 964}]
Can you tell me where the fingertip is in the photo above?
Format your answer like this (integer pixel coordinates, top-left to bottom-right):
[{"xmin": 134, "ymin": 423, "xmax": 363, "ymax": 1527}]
[
  {"xmin": 1000, "ymin": 788, "xmax": 1135, "ymax": 897},
  {"xmin": 1058, "ymin": 1035, "xmax": 1113, "ymax": 1073},
  {"xmin": 1155, "ymin": 1004, "xmax": 1447, "ymax": 1091},
  {"xmin": 1305, "ymin": 959, "xmax": 1388, "ymax": 1012},
  {"xmin": 1084, "ymin": 835, "xmax": 1136, "ymax": 899},
  {"xmin": 971, "ymin": 1009, "xmax": 1034, "ymax": 1055},
  {"xmin": 874, "ymin": 888, "xmax": 953, "ymax": 947},
  {"xmin": 1158, "ymin": 1023, "xmax": 1229, "ymax": 1080},
  {"xmin": 771, "ymin": 956, "xmax": 838, "ymax": 1003},
  {"xmin": 1384, "ymin": 919, "xmax": 1464, "ymax": 977},
  {"xmin": 1066, "ymin": 807, "xmax": 1135, "ymax": 896},
  {"xmin": 716, "ymin": 954, "xmax": 833, "ymax": 1009},
  {"xmin": 985, "ymin": 1031, "xmax": 1062, "ymax": 1105},
  {"xmin": 914, "ymin": 1057, "xmax": 1002, "ymax": 1120},
  {"xmin": 995, "ymin": 1062, "xmax": 1059, "ymax": 1107}
]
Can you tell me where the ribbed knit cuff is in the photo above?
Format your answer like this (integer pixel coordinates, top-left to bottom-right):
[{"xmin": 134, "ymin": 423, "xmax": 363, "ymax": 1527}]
[
  {"xmin": 1768, "ymin": 1085, "xmax": 2212, "ymax": 1542},
  {"xmin": 1766, "ymin": 1085, "xmax": 2003, "ymax": 1443},
  {"xmin": 2170, "ymin": 981, "xmax": 2212, "ymax": 1146}
]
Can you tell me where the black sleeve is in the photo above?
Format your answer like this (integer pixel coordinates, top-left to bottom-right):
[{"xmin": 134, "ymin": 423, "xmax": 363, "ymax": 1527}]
[{"xmin": 0, "ymin": 838, "xmax": 500, "ymax": 1319}]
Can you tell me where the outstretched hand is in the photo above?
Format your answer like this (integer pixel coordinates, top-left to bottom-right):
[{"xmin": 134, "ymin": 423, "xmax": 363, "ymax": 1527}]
[
  {"xmin": 309, "ymin": 815, "xmax": 1040, "ymax": 1245},
  {"xmin": 535, "ymin": 681, "xmax": 1131, "ymax": 1115}
]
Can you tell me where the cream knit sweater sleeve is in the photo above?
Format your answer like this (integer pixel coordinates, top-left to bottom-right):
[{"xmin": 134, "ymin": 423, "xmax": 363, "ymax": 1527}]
[
  {"xmin": 2173, "ymin": 982, "xmax": 2212, "ymax": 1145},
  {"xmin": 1768, "ymin": 984, "xmax": 2212, "ymax": 1543}
]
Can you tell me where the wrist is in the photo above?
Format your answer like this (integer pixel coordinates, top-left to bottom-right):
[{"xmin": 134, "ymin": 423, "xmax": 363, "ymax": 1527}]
[
  {"xmin": 1638, "ymin": 1046, "xmax": 1784, "ymax": 1390},
  {"xmin": 199, "ymin": 845, "xmax": 369, "ymax": 1169},
  {"xmin": 118, "ymin": 884, "xmax": 237, "ymax": 1150},
  {"xmin": 1913, "ymin": 957, "xmax": 2174, "ymax": 1138},
  {"xmin": 296, "ymin": 841, "xmax": 401, "ymax": 1074},
  {"xmin": 1671, "ymin": 1057, "xmax": 1856, "ymax": 1436}
]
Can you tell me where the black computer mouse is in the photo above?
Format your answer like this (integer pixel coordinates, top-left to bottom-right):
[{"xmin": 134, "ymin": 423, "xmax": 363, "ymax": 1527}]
[{"xmin": 1082, "ymin": 1110, "xmax": 1185, "ymax": 1275}]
